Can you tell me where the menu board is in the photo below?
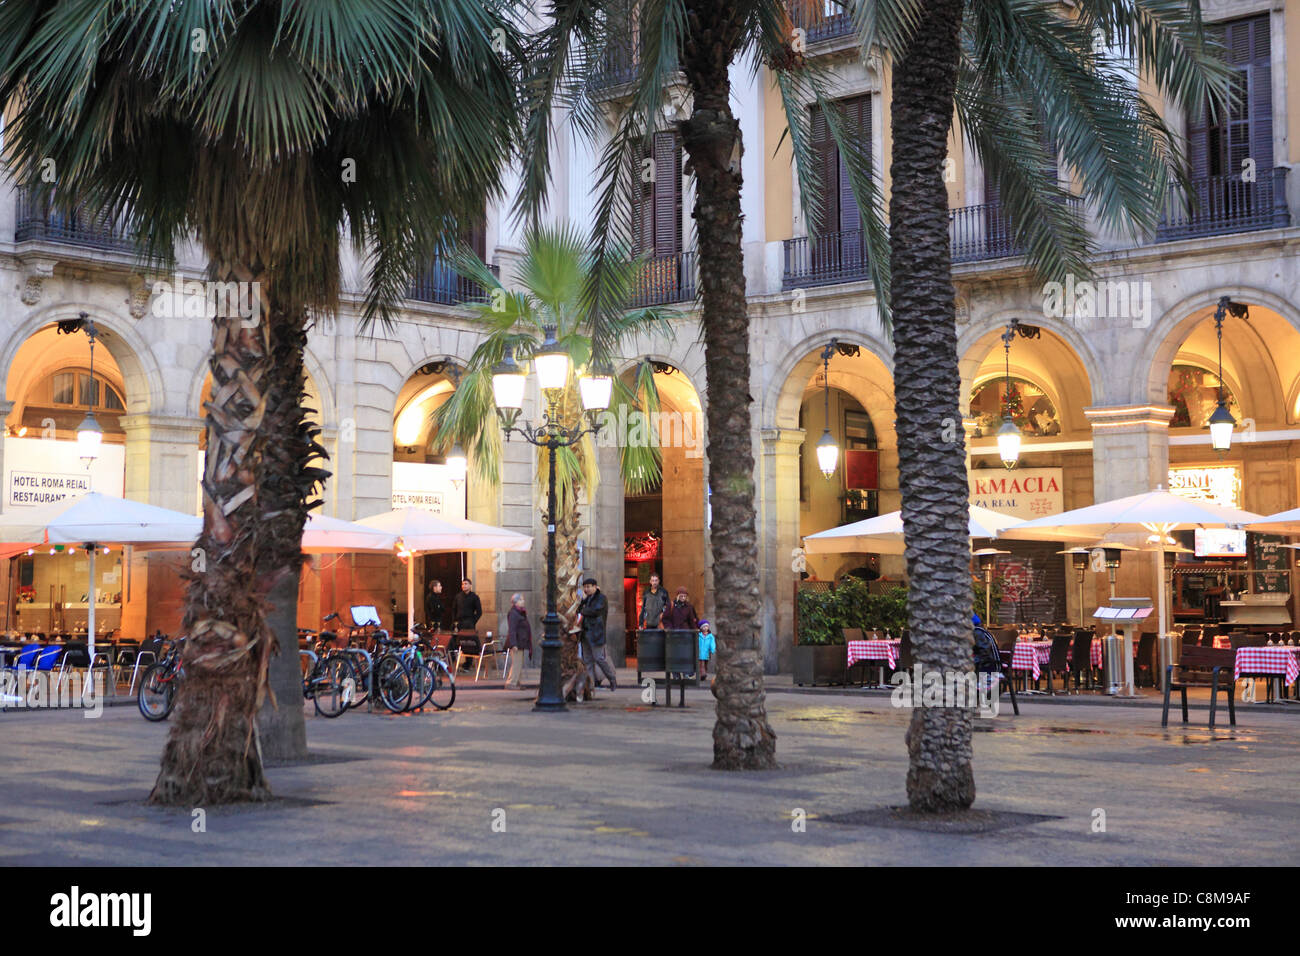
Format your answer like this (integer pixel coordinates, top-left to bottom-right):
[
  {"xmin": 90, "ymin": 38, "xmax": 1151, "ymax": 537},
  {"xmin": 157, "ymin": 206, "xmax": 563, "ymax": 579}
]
[{"xmin": 1250, "ymin": 533, "xmax": 1290, "ymax": 593}]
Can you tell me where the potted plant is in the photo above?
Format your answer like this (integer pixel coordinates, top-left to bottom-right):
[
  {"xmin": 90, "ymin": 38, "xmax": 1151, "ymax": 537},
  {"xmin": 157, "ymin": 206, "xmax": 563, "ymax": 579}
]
[{"xmin": 793, "ymin": 577, "xmax": 875, "ymax": 685}]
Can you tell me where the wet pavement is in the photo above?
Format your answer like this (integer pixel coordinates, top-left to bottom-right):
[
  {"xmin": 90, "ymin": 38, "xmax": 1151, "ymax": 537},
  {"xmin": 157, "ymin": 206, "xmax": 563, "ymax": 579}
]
[{"xmin": 2, "ymin": 684, "xmax": 1297, "ymax": 865}]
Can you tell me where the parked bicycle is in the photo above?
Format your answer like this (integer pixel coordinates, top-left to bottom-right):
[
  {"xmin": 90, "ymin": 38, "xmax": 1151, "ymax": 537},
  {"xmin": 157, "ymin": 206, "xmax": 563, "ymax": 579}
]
[{"xmin": 138, "ymin": 637, "xmax": 184, "ymax": 721}]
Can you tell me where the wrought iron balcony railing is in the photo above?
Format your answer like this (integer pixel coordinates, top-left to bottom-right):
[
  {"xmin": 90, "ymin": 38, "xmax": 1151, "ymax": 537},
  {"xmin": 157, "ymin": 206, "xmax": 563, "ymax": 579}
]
[
  {"xmin": 789, "ymin": 0, "xmax": 855, "ymax": 44},
  {"xmin": 407, "ymin": 260, "xmax": 498, "ymax": 307},
  {"xmin": 15, "ymin": 188, "xmax": 137, "ymax": 253},
  {"xmin": 1156, "ymin": 168, "xmax": 1290, "ymax": 242},
  {"xmin": 631, "ymin": 249, "xmax": 696, "ymax": 307}
]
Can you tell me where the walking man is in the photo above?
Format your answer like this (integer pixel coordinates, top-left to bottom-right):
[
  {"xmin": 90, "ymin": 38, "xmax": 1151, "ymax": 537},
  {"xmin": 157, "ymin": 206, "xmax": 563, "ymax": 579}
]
[
  {"xmin": 576, "ymin": 577, "xmax": 618, "ymax": 691},
  {"xmin": 503, "ymin": 593, "xmax": 532, "ymax": 689}
]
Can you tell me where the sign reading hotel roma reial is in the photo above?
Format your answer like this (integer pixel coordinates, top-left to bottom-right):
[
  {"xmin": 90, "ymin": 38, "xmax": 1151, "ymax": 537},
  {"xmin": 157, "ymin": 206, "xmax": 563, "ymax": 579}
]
[
  {"xmin": 2, "ymin": 437, "xmax": 125, "ymax": 509},
  {"xmin": 391, "ymin": 460, "xmax": 464, "ymax": 516},
  {"xmin": 969, "ymin": 467, "xmax": 1064, "ymax": 521}
]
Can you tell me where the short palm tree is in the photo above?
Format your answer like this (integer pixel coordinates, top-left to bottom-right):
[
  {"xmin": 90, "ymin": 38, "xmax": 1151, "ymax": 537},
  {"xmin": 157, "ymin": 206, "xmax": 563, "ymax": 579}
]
[
  {"xmin": 517, "ymin": 0, "xmax": 1227, "ymax": 786},
  {"xmin": 0, "ymin": 0, "xmax": 522, "ymax": 803},
  {"xmin": 435, "ymin": 225, "xmax": 673, "ymax": 662}
]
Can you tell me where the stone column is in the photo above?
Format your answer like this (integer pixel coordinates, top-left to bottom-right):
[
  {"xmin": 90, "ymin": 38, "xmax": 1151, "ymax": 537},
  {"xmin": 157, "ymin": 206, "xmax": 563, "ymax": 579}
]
[
  {"xmin": 758, "ymin": 427, "xmax": 805, "ymax": 674},
  {"xmin": 1082, "ymin": 403, "xmax": 1175, "ymax": 624}
]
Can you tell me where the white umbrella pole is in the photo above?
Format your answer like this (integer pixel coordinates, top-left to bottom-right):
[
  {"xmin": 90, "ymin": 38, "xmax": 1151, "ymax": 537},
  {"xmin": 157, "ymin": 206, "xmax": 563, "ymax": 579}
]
[
  {"xmin": 87, "ymin": 545, "xmax": 96, "ymax": 662},
  {"xmin": 406, "ymin": 552, "xmax": 415, "ymax": 639}
]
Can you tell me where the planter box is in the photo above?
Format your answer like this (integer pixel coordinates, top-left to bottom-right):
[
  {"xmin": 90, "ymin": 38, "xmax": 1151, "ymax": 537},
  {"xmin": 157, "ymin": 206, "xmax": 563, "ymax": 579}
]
[{"xmin": 792, "ymin": 643, "xmax": 847, "ymax": 686}]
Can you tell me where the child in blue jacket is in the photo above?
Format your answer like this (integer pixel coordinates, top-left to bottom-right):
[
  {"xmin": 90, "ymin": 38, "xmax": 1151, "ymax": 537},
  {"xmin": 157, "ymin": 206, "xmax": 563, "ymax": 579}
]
[{"xmin": 698, "ymin": 620, "xmax": 716, "ymax": 680}]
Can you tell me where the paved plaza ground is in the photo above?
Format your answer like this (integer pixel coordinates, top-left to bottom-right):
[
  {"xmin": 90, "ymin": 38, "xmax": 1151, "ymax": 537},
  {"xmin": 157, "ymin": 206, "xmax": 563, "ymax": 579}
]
[{"xmin": 2, "ymin": 673, "xmax": 1298, "ymax": 866}]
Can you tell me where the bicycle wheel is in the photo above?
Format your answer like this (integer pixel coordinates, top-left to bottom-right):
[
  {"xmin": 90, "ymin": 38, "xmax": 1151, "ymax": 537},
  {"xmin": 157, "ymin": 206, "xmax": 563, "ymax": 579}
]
[
  {"xmin": 375, "ymin": 655, "xmax": 412, "ymax": 713},
  {"xmin": 405, "ymin": 661, "xmax": 437, "ymax": 711},
  {"xmin": 426, "ymin": 658, "xmax": 456, "ymax": 710},
  {"xmin": 311, "ymin": 656, "xmax": 354, "ymax": 718},
  {"xmin": 138, "ymin": 663, "xmax": 176, "ymax": 721},
  {"xmin": 344, "ymin": 653, "xmax": 372, "ymax": 710}
]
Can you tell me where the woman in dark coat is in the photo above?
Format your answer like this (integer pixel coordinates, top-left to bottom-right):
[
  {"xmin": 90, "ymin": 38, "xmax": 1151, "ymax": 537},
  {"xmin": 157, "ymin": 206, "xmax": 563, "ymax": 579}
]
[{"xmin": 504, "ymin": 593, "xmax": 532, "ymax": 688}]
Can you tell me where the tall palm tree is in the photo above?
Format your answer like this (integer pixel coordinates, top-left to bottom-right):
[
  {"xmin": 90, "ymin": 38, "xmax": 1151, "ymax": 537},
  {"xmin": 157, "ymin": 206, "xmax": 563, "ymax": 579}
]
[
  {"xmin": 0, "ymin": 0, "xmax": 522, "ymax": 803},
  {"xmin": 516, "ymin": 0, "xmax": 1227, "ymax": 785},
  {"xmin": 435, "ymin": 224, "xmax": 673, "ymax": 668}
]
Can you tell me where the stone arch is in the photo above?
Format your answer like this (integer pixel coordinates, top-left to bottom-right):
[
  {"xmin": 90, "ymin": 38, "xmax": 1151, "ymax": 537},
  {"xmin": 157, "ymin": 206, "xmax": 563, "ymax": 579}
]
[
  {"xmin": 1137, "ymin": 285, "xmax": 1300, "ymax": 408},
  {"xmin": 765, "ymin": 326, "xmax": 895, "ymax": 433},
  {"xmin": 0, "ymin": 303, "xmax": 165, "ymax": 415},
  {"xmin": 957, "ymin": 308, "xmax": 1104, "ymax": 412}
]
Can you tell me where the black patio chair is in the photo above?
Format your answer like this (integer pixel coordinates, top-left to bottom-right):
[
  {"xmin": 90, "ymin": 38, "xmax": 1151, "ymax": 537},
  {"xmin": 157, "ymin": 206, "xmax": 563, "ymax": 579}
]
[
  {"xmin": 1134, "ymin": 633, "xmax": 1157, "ymax": 687},
  {"xmin": 1044, "ymin": 633, "xmax": 1073, "ymax": 695},
  {"xmin": 1070, "ymin": 629, "xmax": 1095, "ymax": 691}
]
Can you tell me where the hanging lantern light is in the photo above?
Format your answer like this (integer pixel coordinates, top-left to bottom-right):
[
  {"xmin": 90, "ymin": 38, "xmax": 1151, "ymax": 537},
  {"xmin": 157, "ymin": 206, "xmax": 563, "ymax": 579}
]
[
  {"xmin": 816, "ymin": 340, "xmax": 838, "ymax": 479},
  {"xmin": 997, "ymin": 320, "xmax": 1021, "ymax": 469},
  {"xmin": 1209, "ymin": 296, "xmax": 1247, "ymax": 455}
]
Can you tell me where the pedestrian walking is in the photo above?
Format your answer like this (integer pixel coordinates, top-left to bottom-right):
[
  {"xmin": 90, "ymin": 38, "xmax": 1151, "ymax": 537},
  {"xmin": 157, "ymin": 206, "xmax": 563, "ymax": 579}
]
[
  {"xmin": 638, "ymin": 573, "xmax": 670, "ymax": 630},
  {"xmin": 697, "ymin": 620, "xmax": 715, "ymax": 680},
  {"xmin": 661, "ymin": 586, "xmax": 699, "ymax": 631},
  {"xmin": 576, "ymin": 577, "xmax": 618, "ymax": 691},
  {"xmin": 503, "ymin": 593, "xmax": 532, "ymax": 688}
]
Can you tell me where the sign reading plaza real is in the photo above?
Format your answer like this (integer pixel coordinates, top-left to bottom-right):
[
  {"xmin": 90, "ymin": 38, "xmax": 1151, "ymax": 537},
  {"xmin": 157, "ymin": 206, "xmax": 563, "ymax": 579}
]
[{"xmin": 969, "ymin": 467, "xmax": 1064, "ymax": 521}]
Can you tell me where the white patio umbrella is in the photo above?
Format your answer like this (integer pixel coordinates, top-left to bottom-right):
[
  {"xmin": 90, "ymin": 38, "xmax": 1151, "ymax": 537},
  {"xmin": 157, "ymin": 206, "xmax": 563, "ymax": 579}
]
[
  {"xmin": 1245, "ymin": 507, "xmax": 1300, "ymax": 534},
  {"xmin": 998, "ymin": 487, "xmax": 1264, "ymax": 694},
  {"xmin": 802, "ymin": 504, "xmax": 1023, "ymax": 555},
  {"xmin": 0, "ymin": 492, "xmax": 202, "ymax": 661},
  {"xmin": 355, "ymin": 508, "xmax": 533, "ymax": 634},
  {"xmin": 300, "ymin": 513, "xmax": 399, "ymax": 554}
]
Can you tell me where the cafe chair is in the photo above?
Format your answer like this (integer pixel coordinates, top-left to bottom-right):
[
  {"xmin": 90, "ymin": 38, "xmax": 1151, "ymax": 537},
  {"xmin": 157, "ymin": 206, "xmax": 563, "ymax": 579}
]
[
  {"xmin": 460, "ymin": 635, "xmax": 504, "ymax": 681},
  {"xmin": 1044, "ymin": 633, "xmax": 1073, "ymax": 695},
  {"xmin": 126, "ymin": 635, "xmax": 164, "ymax": 696},
  {"xmin": 55, "ymin": 641, "xmax": 111, "ymax": 696},
  {"xmin": 1134, "ymin": 633, "xmax": 1157, "ymax": 687},
  {"xmin": 1070, "ymin": 630, "xmax": 1095, "ymax": 691}
]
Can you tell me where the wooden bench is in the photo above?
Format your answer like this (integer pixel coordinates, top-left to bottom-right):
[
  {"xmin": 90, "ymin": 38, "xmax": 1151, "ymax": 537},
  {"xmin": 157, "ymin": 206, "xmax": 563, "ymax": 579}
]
[
  {"xmin": 635, "ymin": 629, "xmax": 698, "ymax": 707},
  {"xmin": 1162, "ymin": 645, "xmax": 1236, "ymax": 728}
]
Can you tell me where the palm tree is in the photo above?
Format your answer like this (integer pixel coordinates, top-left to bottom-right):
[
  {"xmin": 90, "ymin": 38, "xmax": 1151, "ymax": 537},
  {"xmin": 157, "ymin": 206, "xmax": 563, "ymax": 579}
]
[
  {"xmin": 0, "ymin": 0, "xmax": 522, "ymax": 803},
  {"xmin": 516, "ymin": 0, "xmax": 1227, "ymax": 785},
  {"xmin": 854, "ymin": 0, "xmax": 1229, "ymax": 811},
  {"xmin": 434, "ymin": 224, "xmax": 673, "ymax": 685}
]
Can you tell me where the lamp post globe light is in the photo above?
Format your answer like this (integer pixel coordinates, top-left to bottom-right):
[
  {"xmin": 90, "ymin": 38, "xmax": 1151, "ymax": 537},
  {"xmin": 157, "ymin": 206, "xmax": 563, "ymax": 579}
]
[{"xmin": 492, "ymin": 332, "xmax": 611, "ymax": 712}]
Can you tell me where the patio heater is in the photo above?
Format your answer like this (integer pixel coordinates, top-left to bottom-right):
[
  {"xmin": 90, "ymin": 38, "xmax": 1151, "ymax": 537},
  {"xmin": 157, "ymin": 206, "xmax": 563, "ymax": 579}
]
[
  {"xmin": 972, "ymin": 548, "xmax": 1009, "ymax": 624},
  {"xmin": 1058, "ymin": 547, "xmax": 1091, "ymax": 627}
]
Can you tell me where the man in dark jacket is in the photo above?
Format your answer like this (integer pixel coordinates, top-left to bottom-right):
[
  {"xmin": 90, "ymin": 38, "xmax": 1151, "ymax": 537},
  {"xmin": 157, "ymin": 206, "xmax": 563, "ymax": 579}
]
[
  {"xmin": 451, "ymin": 578, "xmax": 483, "ymax": 658},
  {"xmin": 638, "ymin": 573, "xmax": 670, "ymax": 630},
  {"xmin": 425, "ymin": 579, "xmax": 445, "ymax": 631},
  {"xmin": 576, "ymin": 577, "xmax": 617, "ymax": 691}
]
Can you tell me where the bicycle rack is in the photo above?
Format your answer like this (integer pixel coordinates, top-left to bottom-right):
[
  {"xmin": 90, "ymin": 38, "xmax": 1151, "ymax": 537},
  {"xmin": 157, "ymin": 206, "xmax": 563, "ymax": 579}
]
[{"xmin": 299, "ymin": 649, "xmax": 318, "ymax": 667}]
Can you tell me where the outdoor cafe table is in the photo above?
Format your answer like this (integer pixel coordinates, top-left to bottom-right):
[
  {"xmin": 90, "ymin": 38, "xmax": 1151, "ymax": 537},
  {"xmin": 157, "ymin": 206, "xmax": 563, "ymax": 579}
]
[
  {"xmin": 846, "ymin": 638, "xmax": 901, "ymax": 670},
  {"xmin": 1234, "ymin": 645, "xmax": 1300, "ymax": 686},
  {"xmin": 1010, "ymin": 638, "xmax": 1104, "ymax": 681}
]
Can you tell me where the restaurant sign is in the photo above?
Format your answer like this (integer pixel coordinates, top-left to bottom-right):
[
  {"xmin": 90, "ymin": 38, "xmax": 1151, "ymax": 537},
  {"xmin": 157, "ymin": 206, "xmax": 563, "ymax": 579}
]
[
  {"xmin": 391, "ymin": 461, "xmax": 464, "ymax": 516},
  {"xmin": 1168, "ymin": 464, "xmax": 1242, "ymax": 509},
  {"xmin": 2, "ymin": 437, "xmax": 125, "ymax": 509},
  {"xmin": 969, "ymin": 467, "xmax": 1064, "ymax": 520}
]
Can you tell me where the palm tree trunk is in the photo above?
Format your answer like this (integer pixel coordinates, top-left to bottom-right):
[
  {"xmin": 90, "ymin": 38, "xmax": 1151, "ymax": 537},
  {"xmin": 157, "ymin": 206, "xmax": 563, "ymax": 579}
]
[
  {"xmin": 254, "ymin": 304, "xmax": 326, "ymax": 761},
  {"xmin": 888, "ymin": 0, "xmax": 976, "ymax": 811},
  {"xmin": 151, "ymin": 265, "xmax": 279, "ymax": 805},
  {"xmin": 680, "ymin": 0, "xmax": 777, "ymax": 770}
]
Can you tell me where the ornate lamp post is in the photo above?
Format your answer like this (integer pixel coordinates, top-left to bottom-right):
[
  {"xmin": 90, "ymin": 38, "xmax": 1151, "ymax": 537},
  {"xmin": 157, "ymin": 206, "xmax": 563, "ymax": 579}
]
[{"xmin": 491, "ymin": 332, "xmax": 611, "ymax": 712}]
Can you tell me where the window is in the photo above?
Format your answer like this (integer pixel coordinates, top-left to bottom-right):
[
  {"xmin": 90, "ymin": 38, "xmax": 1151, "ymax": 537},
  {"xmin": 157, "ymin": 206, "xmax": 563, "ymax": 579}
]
[
  {"xmin": 809, "ymin": 94, "xmax": 871, "ymax": 238},
  {"xmin": 52, "ymin": 372, "xmax": 75, "ymax": 405},
  {"xmin": 632, "ymin": 130, "xmax": 683, "ymax": 257},
  {"xmin": 970, "ymin": 377, "xmax": 1060, "ymax": 437},
  {"xmin": 1187, "ymin": 14, "xmax": 1272, "ymax": 181},
  {"xmin": 1168, "ymin": 363, "xmax": 1241, "ymax": 429},
  {"xmin": 78, "ymin": 374, "xmax": 99, "ymax": 408}
]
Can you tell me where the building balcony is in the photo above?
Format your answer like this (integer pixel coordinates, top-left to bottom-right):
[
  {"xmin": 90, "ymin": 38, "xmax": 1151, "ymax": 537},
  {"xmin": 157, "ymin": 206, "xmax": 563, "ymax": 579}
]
[
  {"xmin": 789, "ymin": 1, "xmax": 855, "ymax": 44},
  {"xmin": 407, "ymin": 260, "xmax": 498, "ymax": 307},
  {"xmin": 950, "ymin": 196, "xmax": 1085, "ymax": 264},
  {"xmin": 14, "ymin": 188, "xmax": 137, "ymax": 253},
  {"xmin": 1156, "ymin": 168, "xmax": 1290, "ymax": 242},
  {"xmin": 631, "ymin": 249, "xmax": 696, "ymax": 307},
  {"xmin": 592, "ymin": 36, "xmax": 639, "ymax": 91}
]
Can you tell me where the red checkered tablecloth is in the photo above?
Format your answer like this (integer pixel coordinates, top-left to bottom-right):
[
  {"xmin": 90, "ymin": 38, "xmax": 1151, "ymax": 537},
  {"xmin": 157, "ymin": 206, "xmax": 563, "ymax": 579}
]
[
  {"xmin": 1234, "ymin": 646, "xmax": 1300, "ymax": 685},
  {"xmin": 1009, "ymin": 640, "xmax": 1104, "ymax": 680},
  {"xmin": 847, "ymin": 639, "xmax": 900, "ymax": 669}
]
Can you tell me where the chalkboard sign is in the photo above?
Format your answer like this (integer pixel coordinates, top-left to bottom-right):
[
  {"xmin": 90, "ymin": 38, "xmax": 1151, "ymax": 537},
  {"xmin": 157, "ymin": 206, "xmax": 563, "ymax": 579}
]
[{"xmin": 1250, "ymin": 533, "xmax": 1290, "ymax": 593}]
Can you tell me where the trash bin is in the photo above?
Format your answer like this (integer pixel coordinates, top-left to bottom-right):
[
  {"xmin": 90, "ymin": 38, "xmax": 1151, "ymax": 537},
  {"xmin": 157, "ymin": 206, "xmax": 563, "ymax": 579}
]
[{"xmin": 1103, "ymin": 635, "xmax": 1123, "ymax": 695}]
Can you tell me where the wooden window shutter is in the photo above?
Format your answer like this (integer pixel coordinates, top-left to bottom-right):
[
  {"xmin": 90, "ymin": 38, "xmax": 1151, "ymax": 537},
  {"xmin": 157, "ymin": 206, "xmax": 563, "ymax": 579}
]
[
  {"xmin": 631, "ymin": 144, "xmax": 655, "ymax": 255},
  {"xmin": 837, "ymin": 95, "xmax": 870, "ymax": 234},
  {"xmin": 652, "ymin": 130, "xmax": 682, "ymax": 256},
  {"xmin": 809, "ymin": 104, "xmax": 839, "ymax": 235}
]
